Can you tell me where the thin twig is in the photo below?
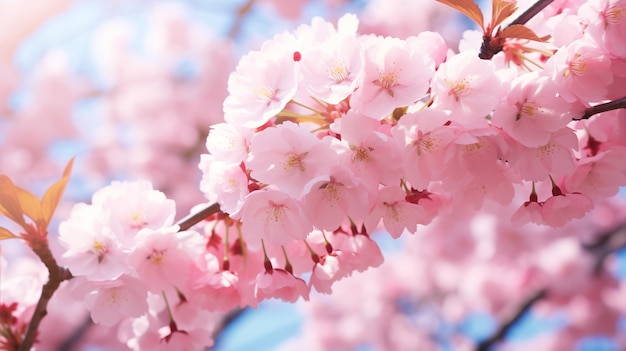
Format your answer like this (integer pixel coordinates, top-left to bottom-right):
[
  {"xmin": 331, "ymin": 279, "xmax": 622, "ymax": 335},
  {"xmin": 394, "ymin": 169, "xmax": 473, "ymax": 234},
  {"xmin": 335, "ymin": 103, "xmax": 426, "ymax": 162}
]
[
  {"xmin": 207, "ymin": 308, "xmax": 248, "ymax": 350},
  {"xmin": 228, "ymin": 0, "xmax": 255, "ymax": 39},
  {"xmin": 576, "ymin": 96, "xmax": 626, "ymax": 120},
  {"xmin": 175, "ymin": 202, "xmax": 221, "ymax": 231},
  {"xmin": 479, "ymin": 0, "xmax": 555, "ymax": 59},
  {"xmin": 581, "ymin": 220, "xmax": 626, "ymax": 274},
  {"xmin": 474, "ymin": 219, "xmax": 626, "ymax": 351},
  {"xmin": 56, "ymin": 316, "xmax": 93, "ymax": 351},
  {"xmin": 508, "ymin": 0, "xmax": 555, "ymax": 26},
  {"xmin": 19, "ymin": 242, "xmax": 73, "ymax": 351},
  {"xmin": 475, "ymin": 288, "xmax": 548, "ymax": 351}
]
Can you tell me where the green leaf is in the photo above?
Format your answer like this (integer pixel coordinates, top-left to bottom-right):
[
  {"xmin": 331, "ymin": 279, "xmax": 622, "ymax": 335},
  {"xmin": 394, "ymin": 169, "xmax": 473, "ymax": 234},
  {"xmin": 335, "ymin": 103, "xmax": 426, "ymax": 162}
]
[
  {"xmin": 41, "ymin": 157, "xmax": 74, "ymax": 227},
  {"xmin": 437, "ymin": 0, "xmax": 484, "ymax": 28}
]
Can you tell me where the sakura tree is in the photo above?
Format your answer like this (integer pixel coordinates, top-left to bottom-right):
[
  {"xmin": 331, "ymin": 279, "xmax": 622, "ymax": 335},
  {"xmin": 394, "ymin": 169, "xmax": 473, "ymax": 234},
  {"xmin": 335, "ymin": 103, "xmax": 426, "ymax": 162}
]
[{"xmin": 1, "ymin": 0, "xmax": 626, "ymax": 350}]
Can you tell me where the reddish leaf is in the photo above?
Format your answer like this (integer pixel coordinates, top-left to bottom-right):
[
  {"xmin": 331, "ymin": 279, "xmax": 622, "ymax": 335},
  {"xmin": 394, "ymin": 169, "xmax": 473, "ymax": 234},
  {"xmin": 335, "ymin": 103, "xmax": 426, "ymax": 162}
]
[
  {"xmin": 41, "ymin": 158, "xmax": 74, "ymax": 226},
  {"xmin": 492, "ymin": 0, "xmax": 518, "ymax": 28},
  {"xmin": 15, "ymin": 185, "xmax": 43, "ymax": 226},
  {"xmin": 0, "ymin": 175, "xmax": 25, "ymax": 226},
  {"xmin": 501, "ymin": 24, "xmax": 546, "ymax": 41},
  {"xmin": 0, "ymin": 226, "xmax": 17, "ymax": 240},
  {"xmin": 437, "ymin": 0, "xmax": 484, "ymax": 28}
]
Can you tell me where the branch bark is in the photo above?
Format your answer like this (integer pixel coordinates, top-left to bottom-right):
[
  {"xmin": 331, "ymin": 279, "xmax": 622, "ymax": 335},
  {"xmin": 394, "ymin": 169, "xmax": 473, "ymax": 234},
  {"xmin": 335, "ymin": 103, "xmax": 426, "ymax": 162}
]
[
  {"xmin": 175, "ymin": 202, "xmax": 221, "ymax": 231},
  {"xmin": 19, "ymin": 240, "xmax": 73, "ymax": 351},
  {"xmin": 475, "ymin": 288, "xmax": 548, "ymax": 351},
  {"xmin": 228, "ymin": 0, "xmax": 255, "ymax": 39},
  {"xmin": 576, "ymin": 96, "xmax": 626, "ymax": 120},
  {"xmin": 508, "ymin": 0, "xmax": 555, "ymax": 26},
  {"xmin": 474, "ymin": 219, "xmax": 626, "ymax": 351}
]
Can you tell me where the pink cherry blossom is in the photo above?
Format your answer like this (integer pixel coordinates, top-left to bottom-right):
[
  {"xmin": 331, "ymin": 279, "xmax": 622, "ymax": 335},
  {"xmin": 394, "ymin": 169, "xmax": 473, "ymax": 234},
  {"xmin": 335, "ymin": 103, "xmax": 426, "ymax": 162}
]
[
  {"xmin": 364, "ymin": 185, "xmax": 428, "ymax": 238},
  {"xmin": 198, "ymin": 155, "xmax": 250, "ymax": 214},
  {"xmin": 58, "ymin": 204, "xmax": 129, "ymax": 281},
  {"xmin": 223, "ymin": 36, "xmax": 299, "ymax": 128},
  {"xmin": 255, "ymin": 268, "xmax": 309, "ymax": 302},
  {"xmin": 492, "ymin": 72, "xmax": 579, "ymax": 147},
  {"xmin": 330, "ymin": 232, "xmax": 384, "ymax": 273},
  {"xmin": 392, "ymin": 108, "xmax": 458, "ymax": 190},
  {"xmin": 430, "ymin": 50, "xmax": 505, "ymax": 126},
  {"xmin": 82, "ymin": 276, "xmax": 148, "ymax": 327},
  {"xmin": 542, "ymin": 192, "xmax": 594, "ymax": 227},
  {"xmin": 565, "ymin": 148, "xmax": 626, "ymax": 198},
  {"xmin": 204, "ymin": 123, "xmax": 253, "ymax": 164},
  {"xmin": 511, "ymin": 199, "xmax": 545, "ymax": 226},
  {"xmin": 308, "ymin": 253, "xmax": 350, "ymax": 294},
  {"xmin": 510, "ymin": 127, "xmax": 578, "ymax": 181},
  {"xmin": 247, "ymin": 121, "xmax": 337, "ymax": 199},
  {"xmin": 301, "ymin": 165, "xmax": 370, "ymax": 231},
  {"xmin": 91, "ymin": 180, "xmax": 176, "ymax": 248},
  {"xmin": 239, "ymin": 189, "xmax": 312, "ymax": 247},
  {"xmin": 333, "ymin": 110, "xmax": 403, "ymax": 190},
  {"xmin": 128, "ymin": 226, "xmax": 204, "ymax": 293},
  {"xmin": 547, "ymin": 37, "xmax": 613, "ymax": 103},
  {"xmin": 300, "ymin": 32, "xmax": 363, "ymax": 104},
  {"xmin": 350, "ymin": 36, "xmax": 434, "ymax": 119},
  {"xmin": 192, "ymin": 253, "xmax": 243, "ymax": 313},
  {"xmin": 579, "ymin": 0, "xmax": 626, "ymax": 58}
]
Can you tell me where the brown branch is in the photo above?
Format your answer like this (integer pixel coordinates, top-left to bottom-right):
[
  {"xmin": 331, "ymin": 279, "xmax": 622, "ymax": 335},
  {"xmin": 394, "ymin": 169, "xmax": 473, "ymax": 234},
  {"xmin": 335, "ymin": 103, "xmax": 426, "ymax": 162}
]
[
  {"xmin": 207, "ymin": 308, "xmax": 248, "ymax": 351},
  {"xmin": 19, "ymin": 241, "xmax": 73, "ymax": 351},
  {"xmin": 479, "ymin": 0, "xmax": 554, "ymax": 59},
  {"xmin": 228, "ymin": 0, "xmax": 255, "ymax": 39},
  {"xmin": 508, "ymin": 0, "xmax": 555, "ymax": 26},
  {"xmin": 576, "ymin": 96, "xmax": 626, "ymax": 120},
  {"xmin": 175, "ymin": 202, "xmax": 221, "ymax": 231},
  {"xmin": 581, "ymin": 220, "xmax": 626, "ymax": 274},
  {"xmin": 475, "ymin": 219, "xmax": 626, "ymax": 351},
  {"xmin": 475, "ymin": 288, "xmax": 548, "ymax": 351}
]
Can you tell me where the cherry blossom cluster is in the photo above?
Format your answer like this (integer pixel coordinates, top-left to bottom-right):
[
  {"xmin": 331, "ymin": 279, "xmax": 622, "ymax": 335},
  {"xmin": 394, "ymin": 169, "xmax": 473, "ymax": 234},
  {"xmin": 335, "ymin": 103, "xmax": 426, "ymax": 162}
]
[
  {"xmin": 57, "ymin": 180, "xmax": 219, "ymax": 350},
  {"xmin": 3, "ymin": 0, "xmax": 626, "ymax": 350},
  {"xmin": 199, "ymin": 0, "xmax": 626, "ymax": 304},
  {"xmin": 279, "ymin": 196, "xmax": 626, "ymax": 351}
]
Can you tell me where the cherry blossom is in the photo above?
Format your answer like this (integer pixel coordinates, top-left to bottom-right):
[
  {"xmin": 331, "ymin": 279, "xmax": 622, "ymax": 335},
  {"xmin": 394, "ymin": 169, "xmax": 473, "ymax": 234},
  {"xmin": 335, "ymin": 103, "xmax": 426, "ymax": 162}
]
[
  {"xmin": 3, "ymin": 2, "xmax": 626, "ymax": 351},
  {"xmin": 430, "ymin": 50, "xmax": 505, "ymax": 126}
]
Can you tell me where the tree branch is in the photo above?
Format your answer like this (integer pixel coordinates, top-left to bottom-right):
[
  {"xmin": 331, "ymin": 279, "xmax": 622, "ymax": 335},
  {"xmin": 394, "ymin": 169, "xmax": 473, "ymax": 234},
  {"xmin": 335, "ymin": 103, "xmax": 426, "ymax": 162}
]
[
  {"xmin": 576, "ymin": 96, "xmax": 626, "ymax": 120},
  {"xmin": 581, "ymin": 220, "xmax": 626, "ymax": 274},
  {"xmin": 228, "ymin": 0, "xmax": 255, "ymax": 39},
  {"xmin": 475, "ymin": 288, "xmax": 548, "ymax": 351},
  {"xmin": 175, "ymin": 202, "xmax": 221, "ymax": 231},
  {"xmin": 474, "ymin": 219, "xmax": 626, "ymax": 351},
  {"xmin": 207, "ymin": 308, "xmax": 248, "ymax": 351},
  {"xmin": 508, "ymin": 0, "xmax": 555, "ymax": 26},
  {"xmin": 19, "ymin": 240, "xmax": 73, "ymax": 351}
]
